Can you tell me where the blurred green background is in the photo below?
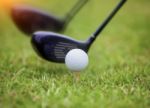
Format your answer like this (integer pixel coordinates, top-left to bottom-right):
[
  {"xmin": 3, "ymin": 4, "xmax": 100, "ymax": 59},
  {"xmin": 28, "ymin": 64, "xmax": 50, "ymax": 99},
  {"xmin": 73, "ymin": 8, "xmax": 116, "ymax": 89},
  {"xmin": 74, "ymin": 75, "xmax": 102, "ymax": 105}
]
[{"xmin": 0, "ymin": 0, "xmax": 150, "ymax": 108}]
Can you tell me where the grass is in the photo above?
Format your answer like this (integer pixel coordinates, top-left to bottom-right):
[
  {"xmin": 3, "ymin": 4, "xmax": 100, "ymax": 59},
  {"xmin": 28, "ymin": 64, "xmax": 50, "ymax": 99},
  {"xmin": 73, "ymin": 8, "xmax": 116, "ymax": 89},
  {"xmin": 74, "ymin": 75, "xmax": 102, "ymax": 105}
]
[{"xmin": 0, "ymin": 0, "xmax": 150, "ymax": 108}]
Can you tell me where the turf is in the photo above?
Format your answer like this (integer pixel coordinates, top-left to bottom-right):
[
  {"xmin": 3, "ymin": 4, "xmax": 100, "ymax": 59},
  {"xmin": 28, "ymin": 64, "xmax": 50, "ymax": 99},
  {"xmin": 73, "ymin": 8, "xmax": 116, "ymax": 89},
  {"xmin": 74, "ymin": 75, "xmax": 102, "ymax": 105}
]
[{"xmin": 0, "ymin": 0, "xmax": 150, "ymax": 108}]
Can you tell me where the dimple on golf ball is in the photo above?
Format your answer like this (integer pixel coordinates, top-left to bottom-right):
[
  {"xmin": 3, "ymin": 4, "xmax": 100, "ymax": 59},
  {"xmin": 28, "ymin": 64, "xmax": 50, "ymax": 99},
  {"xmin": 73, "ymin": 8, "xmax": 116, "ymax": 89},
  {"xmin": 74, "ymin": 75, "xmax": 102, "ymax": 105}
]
[{"xmin": 65, "ymin": 49, "xmax": 89, "ymax": 71}]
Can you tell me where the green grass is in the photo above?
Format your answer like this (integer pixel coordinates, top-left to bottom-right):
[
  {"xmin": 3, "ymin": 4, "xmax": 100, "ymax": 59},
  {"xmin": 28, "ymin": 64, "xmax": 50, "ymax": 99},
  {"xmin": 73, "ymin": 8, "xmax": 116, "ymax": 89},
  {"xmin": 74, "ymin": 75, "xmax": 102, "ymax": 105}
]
[{"xmin": 0, "ymin": 0, "xmax": 150, "ymax": 108}]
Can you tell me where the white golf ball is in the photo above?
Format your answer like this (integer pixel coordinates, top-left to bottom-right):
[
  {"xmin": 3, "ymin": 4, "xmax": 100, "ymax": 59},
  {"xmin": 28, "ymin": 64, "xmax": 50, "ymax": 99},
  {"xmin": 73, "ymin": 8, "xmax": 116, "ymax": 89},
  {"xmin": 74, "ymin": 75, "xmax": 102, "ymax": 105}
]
[{"xmin": 65, "ymin": 49, "xmax": 89, "ymax": 71}]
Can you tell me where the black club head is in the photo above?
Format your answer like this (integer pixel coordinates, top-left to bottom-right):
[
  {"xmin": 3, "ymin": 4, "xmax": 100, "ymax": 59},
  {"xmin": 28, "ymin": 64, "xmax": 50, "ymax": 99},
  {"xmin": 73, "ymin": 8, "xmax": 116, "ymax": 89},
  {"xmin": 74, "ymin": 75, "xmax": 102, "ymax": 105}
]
[
  {"xmin": 31, "ymin": 0, "xmax": 127, "ymax": 63},
  {"xmin": 31, "ymin": 32, "xmax": 89, "ymax": 63},
  {"xmin": 11, "ymin": 5, "xmax": 64, "ymax": 35}
]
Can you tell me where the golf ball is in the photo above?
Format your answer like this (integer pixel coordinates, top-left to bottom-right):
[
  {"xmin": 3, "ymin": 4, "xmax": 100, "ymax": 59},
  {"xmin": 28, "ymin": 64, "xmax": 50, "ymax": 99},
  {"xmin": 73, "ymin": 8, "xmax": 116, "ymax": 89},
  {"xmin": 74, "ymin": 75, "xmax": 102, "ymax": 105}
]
[{"xmin": 65, "ymin": 49, "xmax": 89, "ymax": 71}]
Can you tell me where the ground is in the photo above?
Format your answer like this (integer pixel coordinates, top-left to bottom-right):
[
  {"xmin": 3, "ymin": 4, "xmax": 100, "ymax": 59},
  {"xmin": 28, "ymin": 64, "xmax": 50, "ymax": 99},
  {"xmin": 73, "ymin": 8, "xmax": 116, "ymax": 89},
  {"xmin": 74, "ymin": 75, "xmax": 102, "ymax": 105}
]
[{"xmin": 0, "ymin": 0, "xmax": 150, "ymax": 108}]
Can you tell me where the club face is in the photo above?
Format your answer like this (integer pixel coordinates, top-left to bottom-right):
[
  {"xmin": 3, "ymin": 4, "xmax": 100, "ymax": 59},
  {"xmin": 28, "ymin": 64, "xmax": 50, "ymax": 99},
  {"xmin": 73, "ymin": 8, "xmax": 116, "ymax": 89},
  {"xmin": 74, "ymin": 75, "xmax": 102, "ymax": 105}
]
[
  {"xmin": 11, "ymin": 5, "xmax": 64, "ymax": 35},
  {"xmin": 31, "ymin": 32, "xmax": 88, "ymax": 63}
]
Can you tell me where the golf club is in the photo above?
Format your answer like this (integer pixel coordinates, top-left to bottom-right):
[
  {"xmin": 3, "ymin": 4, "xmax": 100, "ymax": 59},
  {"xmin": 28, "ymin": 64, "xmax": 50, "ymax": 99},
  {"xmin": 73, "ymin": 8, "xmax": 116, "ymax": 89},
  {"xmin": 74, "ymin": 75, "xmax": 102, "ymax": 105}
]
[
  {"xmin": 31, "ymin": 0, "xmax": 127, "ymax": 63},
  {"xmin": 10, "ymin": 0, "xmax": 89, "ymax": 35}
]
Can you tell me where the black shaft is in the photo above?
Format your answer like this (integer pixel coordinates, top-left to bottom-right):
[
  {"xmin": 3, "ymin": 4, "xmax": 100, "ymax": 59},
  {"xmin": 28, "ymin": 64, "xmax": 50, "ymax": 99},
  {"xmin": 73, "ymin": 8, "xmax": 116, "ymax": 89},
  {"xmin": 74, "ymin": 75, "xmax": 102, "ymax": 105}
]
[
  {"xmin": 88, "ymin": 0, "xmax": 126, "ymax": 45},
  {"xmin": 64, "ymin": 0, "xmax": 89, "ymax": 25}
]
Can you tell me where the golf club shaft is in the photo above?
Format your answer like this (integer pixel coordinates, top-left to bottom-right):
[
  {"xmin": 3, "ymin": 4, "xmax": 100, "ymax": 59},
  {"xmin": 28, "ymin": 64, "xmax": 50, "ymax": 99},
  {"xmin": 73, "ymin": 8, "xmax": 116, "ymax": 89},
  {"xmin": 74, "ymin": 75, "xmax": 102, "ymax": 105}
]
[
  {"xmin": 65, "ymin": 0, "xmax": 89, "ymax": 25},
  {"xmin": 89, "ymin": 0, "xmax": 126, "ymax": 44}
]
